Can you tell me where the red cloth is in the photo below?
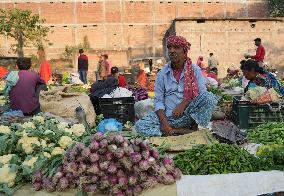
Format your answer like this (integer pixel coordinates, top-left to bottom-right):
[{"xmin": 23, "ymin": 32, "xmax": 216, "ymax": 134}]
[
  {"xmin": 207, "ymin": 72, "xmax": 217, "ymax": 80},
  {"xmin": 39, "ymin": 60, "xmax": 51, "ymax": 83},
  {"xmin": 173, "ymin": 67, "xmax": 183, "ymax": 82},
  {"xmin": 0, "ymin": 66, "xmax": 9, "ymax": 79},
  {"xmin": 252, "ymin": 44, "xmax": 265, "ymax": 62},
  {"xmin": 197, "ymin": 56, "xmax": 207, "ymax": 77},
  {"xmin": 118, "ymin": 74, "xmax": 127, "ymax": 87},
  {"xmin": 184, "ymin": 58, "xmax": 198, "ymax": 100},
  {"xmin": 166, "ymin": 35, "xmax": 198, "ymax": 100},
  {"xmin": 137, "ymin": 70, "xmax": 148, "ymax": 88}
]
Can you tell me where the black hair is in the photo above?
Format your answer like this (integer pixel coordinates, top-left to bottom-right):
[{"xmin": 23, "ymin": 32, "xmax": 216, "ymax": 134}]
[
  {"xmin": 103, "ymin": 54, "xmax": 108, "ymax": 59},
  {"xmin": 16, "ymin": 57, "xmax": 32, "ymax": 70},
  {"xmin": 111, "ymin": 66, "xmax": 119, "ymax": 75},
  {"xmin": 254, "ymin": 38, "xmax": 261, "ymax": 42},
  {"xmin": 240, "ymin": 60, "xmax": 246, "ymax": 66},
  {"xmin": 240, "ymin": 59, "xmax": 265, "ymax": 74},
  {"xmin": 79, "ymin": 49, "xmax": 84, "ymax": 54},
  {"xmin": 209, "ymin": 53, "xmax": 213, "ymax": 56},
  {"xmin": 210, "ymin": 67, "xmax": 218, "ymax": 72}
]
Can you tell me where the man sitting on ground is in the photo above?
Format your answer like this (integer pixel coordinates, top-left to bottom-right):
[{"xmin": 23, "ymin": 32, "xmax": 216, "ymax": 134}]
[
  {"xmin": 6, "ymin": 57, "xmax": 46, "ymax": 116},
  {"xmin": 135, "ymin": 35, "xmax": 218, "ymax": 136}
]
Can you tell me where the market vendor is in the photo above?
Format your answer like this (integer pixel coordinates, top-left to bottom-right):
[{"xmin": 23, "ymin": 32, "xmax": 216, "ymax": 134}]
[
  {"xmin": 5, "ymin": 57, "xmax": 47, "ymax": 116},
  {"xmin": 240, "ymin": 59, "xmax": 284, "ymax": 96},
  {"xmin": 110, "ymin": 66, "xmax": 127, "ymax": 87},
  {"xmin": 135, "ymin": 35, "xmax": 218, "ymax": 136}
]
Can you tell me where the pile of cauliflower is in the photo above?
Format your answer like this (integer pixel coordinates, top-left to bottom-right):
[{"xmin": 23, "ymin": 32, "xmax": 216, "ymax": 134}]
[{"xmin": 0, "ymin": 115, "xmax": 91, "ymax": 190}]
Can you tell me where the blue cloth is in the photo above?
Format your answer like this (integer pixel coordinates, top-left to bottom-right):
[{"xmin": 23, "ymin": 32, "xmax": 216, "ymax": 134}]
[
  {"xmin": 4, "ymin": 71, "xmax": 19, "ymax": 97},
  {"xmin": 78, "ymin": 70, "xmax": 87, "ymax": 84},
  {"xmin": 97, "ymin": 118, "xmax": 123, "ymax": 133},
  {"xmin": 267, "ymin": 72, "xmax": 284, "ymax": 96},
  {"xmin": 154, "ymin": 63, "xmax": 207, "ymax": 117},
  {"xmin": 135, "ymin": 91, "xmax": 218, "ymax": 136}
]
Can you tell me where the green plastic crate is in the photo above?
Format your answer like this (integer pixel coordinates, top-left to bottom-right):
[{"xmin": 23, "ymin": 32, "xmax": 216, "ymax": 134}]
[{"xmin": 232, "ymin": 96, "xmax": 284, "ymax": 129}]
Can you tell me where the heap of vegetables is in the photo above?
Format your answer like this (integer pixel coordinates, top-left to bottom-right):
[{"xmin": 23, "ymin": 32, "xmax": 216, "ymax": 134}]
[
  {"xmin": 222, "ymin": 78, "xmax": 241, "ymax": 89},
  {"xmin": 248, "ymin": 122, "xmax": 284, "ymax": 145},
  {"xmin": 127, "ymin": 86, "xmax": 148, "ymax": 102},
  {"xmin": 257, "ymin": 145, "xmax": 284, "ymax": 171},
  {"xmin": 33, "ymin": 132, "xmax": 182, "ymax": 195},
  {"xmin": 208, "ymin": 87, "xmax": 233, "ymax": 107},
  {"xmin": 0, "ymin": 115, "xmax": 95, "ymax": 195},
  {"xmin": 174, "ymin": 144, "xmax": 260, "ymax": 175}
]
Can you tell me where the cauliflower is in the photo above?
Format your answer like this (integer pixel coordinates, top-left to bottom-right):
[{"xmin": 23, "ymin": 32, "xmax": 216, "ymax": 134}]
[
  {"xmin": 57, "ymin": 122, "xmax": 69, "ymax": 130},
  {"xmin": 71, "ymin": 124, "xmax": 85, "ymax": 137},
  {"xmin": 0, "ymin": 154, "xmax": 14, "ymax": 165},
  {"xmin": 18, "ymin": 136, "xmax": 41, "ymax": 154},
  {"xmin": 58, "ymin": 136, "xmax": 73, "ymax": 149},
  {"xmin": 32, "ymin": 116, "xmax": 45, "ymax": 124},
  {"xmin": 0, "ymin": 125, "xmax": 11, "ymax": 135},
  {"xmin": 43, "ymin": 152, "xmax": 51, "ymax": 158},
  {"xmin": 51, "ymin": 147, "xmax": 65, "ymax": 156},
  {"xmin": 22, "ymin": 156, "xmax": 38, "ymax": 169},
  {"xmin": 21, "ymin": 122, "xmax": 36, "ymax": 129},
  {"xmin": 0, "ymin": 164, "xmax": 18, "ymax": 187}
]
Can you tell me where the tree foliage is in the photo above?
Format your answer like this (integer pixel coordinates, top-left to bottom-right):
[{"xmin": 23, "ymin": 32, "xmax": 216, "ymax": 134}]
[
  {"xmin": 61, "ymin": 36, "xmax": 91, "ymax": 68},
  {"xmin": 268, "ymin": 0, "xmax": 284, "ymax": 17},
  {"xmin": 0, "ymin": 9, "xmax": 50, "ymax": 57}
]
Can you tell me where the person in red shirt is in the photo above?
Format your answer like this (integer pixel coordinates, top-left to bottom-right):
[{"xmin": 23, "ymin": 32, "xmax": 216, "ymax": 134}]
[
  {"xmin": 110, "ymin": 66, "xmax": 127, "ymax": 87},
  {"xmin": 248, "ymin": 38, "xmax": 265, "ymax": 67}
]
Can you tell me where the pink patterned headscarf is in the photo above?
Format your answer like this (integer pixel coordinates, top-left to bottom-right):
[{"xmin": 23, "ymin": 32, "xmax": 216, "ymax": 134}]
[{"xmin": 167, "ymin": 35, "xmax": 198, "ymax": 100}]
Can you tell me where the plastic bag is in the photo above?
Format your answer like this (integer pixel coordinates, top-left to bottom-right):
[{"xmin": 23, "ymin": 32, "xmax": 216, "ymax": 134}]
[
  {"xmin": 134, "ymin": 98, "xmax": 154, "ymax": 119},
  {"xmin": 97, "ymin": 118, "xmax": 123, "ymax": 133}
]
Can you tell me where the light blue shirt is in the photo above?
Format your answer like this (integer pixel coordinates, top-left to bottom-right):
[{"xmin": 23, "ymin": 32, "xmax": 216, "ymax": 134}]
[{"xmin": 154, "ymin": 62, "xmax": 207, "ymax": 117}]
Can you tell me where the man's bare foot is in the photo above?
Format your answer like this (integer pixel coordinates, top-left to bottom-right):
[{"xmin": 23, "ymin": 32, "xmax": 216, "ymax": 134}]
[{"xmin": 190, "ymin": 121, "xmax": 199, "ymax": 131}]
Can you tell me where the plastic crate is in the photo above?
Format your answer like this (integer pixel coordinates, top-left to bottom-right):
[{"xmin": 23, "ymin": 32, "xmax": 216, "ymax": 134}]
[
  {"xmin": 98, "ymin": 97, "xmax": 135, "ymax": 124},
  {"xmin": 232, "ymin": 96, "xmax": 284, "ymax": 129}
]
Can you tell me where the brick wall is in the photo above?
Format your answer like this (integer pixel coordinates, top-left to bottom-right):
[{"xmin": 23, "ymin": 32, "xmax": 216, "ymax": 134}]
[
  {"xmin": 173, "ymin": 19, "xmax": 284, "ymax": 77},
  {"xmin": 0, "ymin": 0, "xmax": 271, "ymax": 73}
]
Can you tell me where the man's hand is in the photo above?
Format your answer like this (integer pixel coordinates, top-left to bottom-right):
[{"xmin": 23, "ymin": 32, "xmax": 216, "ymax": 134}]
[
  {"xmin": 172, "ymin": 99, "xmax": 190, "ymax": 119},
  {"xmin": 172, "ymin": 104, "xmax": 186, "ymax": 119},
  {"xmin": 156, "ymin": 109, "xmax": 173, "ymax": 136},
  {"xmin": 160, "ymin": 121, "xmax": 173, "ymax": 136}
]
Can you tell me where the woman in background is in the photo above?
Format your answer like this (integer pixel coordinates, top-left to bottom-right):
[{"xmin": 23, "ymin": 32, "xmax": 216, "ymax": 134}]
[{"xmin": 196, "ymin": 56, "xmax": 207, "ymax": 77}]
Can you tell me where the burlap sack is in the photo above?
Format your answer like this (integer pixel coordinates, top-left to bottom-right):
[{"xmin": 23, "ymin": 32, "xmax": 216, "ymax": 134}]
[
  {"xmin": 39, "ymin": 86, "xmax": 96, "ymax": 126},
  {"xmin": 149, "ymin": 129, "xmax": 217, "ymax": 152}
]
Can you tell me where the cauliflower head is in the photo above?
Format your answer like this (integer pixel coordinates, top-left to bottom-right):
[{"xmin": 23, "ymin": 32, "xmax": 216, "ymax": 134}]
[
  {"xmin": 18, "ymin": 136, "xmax": 41, "ymax": 154},
  {"xmin": 22, "ymin": 156, "xmax": 38, "ymax": 169},
  {"xmin": 57, "ymin": 122, "xmax": 69, "ymax": 130},
  {"xmin": 58, "ymin": 136, "xmax": 73, "ymax": 149},
  {"xmin": 0, "ymin": 154, "xmax": 14, "ymax": 165},
  {"xmin": 0, "ymin": 164, "xmax": 18, "ymax": 187},
  {"xmin": 0, "ymin": 125, "xmax": 11, "ymax": 135},
  {"xmin": 71, "ymin": 124, "xmax": 85, "ymax": 137},
  {"xmin": 51, "ymin": 147, "xmax": 65, "ymax": 156},
  {"xmin": 21, "ymin": 122, "xmax": 36, "ymax": 129},
  {"xmin": 32, "ymin": 116, "xmax": 45, "ymax": 124}
]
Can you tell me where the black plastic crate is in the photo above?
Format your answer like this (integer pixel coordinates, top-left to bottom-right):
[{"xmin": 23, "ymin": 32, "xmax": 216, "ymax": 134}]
[
  {"xmin": 98, "ymin": 97, "xmax": 135, "ymax": 124},
  {"xmin": 232, "ymin": 96, "xmax": 284, "ymax": 129}
]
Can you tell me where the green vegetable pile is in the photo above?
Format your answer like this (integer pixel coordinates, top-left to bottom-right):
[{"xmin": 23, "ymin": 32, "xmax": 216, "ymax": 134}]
[
  {"xmin": 257, "ymin": 145, "xmax": 284, "ymax": 171},
  {"xmin": 248, "ymin": 122, "xmax": 284, "ymax": 145},
  {"xmin": 208, "ymin": 87, "xmax": 233, "ymax": 107},
  {"xmin": 69, "ymin": 85, "xmax": 88, "ymax": 93},
  {"xmin": 174, "ymin": 144, "xmax": 260, "ymax": 175}
]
